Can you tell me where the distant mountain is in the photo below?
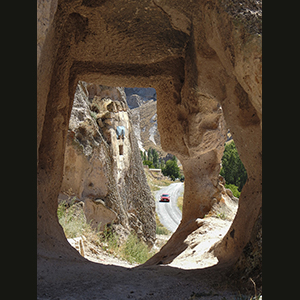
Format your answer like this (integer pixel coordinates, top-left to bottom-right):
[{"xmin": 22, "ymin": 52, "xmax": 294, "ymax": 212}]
[{"xmin": 124, "ymin": 87, "xmax": 157, "ymax": 109}]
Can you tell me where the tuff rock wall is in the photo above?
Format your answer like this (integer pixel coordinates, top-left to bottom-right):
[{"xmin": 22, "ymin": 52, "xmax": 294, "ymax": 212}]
[
  {"xmin": 60, "ymin": 81, "xmax": 156, "ymax": 245},
  {"xmin": 37, "ymin": 0, "xmax": 262, "ymax": 291}
]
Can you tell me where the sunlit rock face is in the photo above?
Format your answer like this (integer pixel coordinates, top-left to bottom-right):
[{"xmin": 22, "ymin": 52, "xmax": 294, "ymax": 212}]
[{"xmin": 61, "ymin": 82, "xmax": 156, "ymax": 245}]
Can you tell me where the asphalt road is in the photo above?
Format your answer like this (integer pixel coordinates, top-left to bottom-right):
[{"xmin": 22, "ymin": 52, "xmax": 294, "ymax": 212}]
[{"xmin": 155, "ymin": 182, "xmax": 184, "ymax": 233}]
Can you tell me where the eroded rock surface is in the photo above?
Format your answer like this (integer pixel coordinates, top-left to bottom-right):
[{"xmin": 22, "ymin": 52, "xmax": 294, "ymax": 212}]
[
  {"xmin": 83, "ymin": 198, "xmax": 118, "ymax": 231},
  {"xmin": 61, "ymin": 82, "xmax": 156, "ymax": 245},
  {"xmin": 37, "ymin": 0, "xmax": 262, "ymax": 295}
]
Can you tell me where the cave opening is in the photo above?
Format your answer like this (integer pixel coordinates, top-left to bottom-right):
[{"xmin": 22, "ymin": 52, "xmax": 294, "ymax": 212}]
[
  {"xmin": 119, "ymin": 144, "xmax": 123, "ymax": 155},
  {"xmin": 59, "ymin": 82, "xmax": 176, "ymax": 265},
  {"xmin": 59, "ymin": 81, "xmax": 243, "ymax": 270},
  {"xmin": 38, "ymin": 0, "xmax": 262, "ymax": 296}
]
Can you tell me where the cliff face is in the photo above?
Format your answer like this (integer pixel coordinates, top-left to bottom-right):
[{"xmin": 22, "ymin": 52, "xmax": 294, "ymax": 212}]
[
  {"xmin": 60, "ymin": 81, "xmax": 156, "ymax": 246},
  {"xmin": 130, "ymin": 100, "xmax": 163, "ymax": 154}
]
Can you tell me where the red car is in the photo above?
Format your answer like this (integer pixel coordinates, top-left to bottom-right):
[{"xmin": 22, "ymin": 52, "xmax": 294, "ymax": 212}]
[{"xmin": 160, "ymin": 194, "xmax": 170, "ymax": 202}]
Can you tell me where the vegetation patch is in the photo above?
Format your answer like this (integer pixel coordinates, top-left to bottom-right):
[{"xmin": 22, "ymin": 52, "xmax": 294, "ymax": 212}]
[
  {"xmin": 155, "ymin": 213, "xmax": 170, "ymax": 235},
  {"xmin": 141, "ymin": 148, "xmax": 184, "ymax": 181},
  {"xmin": 144, "ymin": 166, "xmax": 173, "ymax": 191},
  {"xmin": 102, "ymin": 228, "xmax": 153, "ymax": 264},
  {"xmin": 57, "ymin": 199, "xmax": 155, "ymax": 264},
  {"xmin": 225, "ymin": 183, "xmax": 241, "ymax": 198},
  {"xmin": 220, "ymin": 141, "xmax": 247, "ymax": 192},
  {"xmin": 122, "ymin": 232, "xmax": 152, "ymax": 264},
  {"xmin": 177, "ymin": 195, "xmax": 184, "ymax": 212},
  {"xmin": 162, "ymin": 156, "xmax": 182, "ymax": 181},
  {"xmin": 57, "ymin": 199, "xmax": 93, "ymax": 239}
]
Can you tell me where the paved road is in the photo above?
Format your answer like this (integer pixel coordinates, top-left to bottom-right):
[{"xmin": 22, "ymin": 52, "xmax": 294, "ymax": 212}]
[{"xmin": 155, "ymin": 182, "xmax": 184, "ymax": 233}]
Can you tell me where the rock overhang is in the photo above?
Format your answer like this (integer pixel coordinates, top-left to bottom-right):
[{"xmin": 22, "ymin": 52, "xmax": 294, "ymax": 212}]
[{"xmin": 37, "ymin": 0, "xmax": 262, "ymax": 294}]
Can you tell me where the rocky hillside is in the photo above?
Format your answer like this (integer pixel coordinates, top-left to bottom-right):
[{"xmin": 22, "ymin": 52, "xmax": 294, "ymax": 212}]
[
  {"xmin": 124, "ymin": 87, "xmax": 157, "ymax": 109},
  {"xmin": 125, "ymin": 88, "xmax": 170, "ymax": 160},
  {"xmin": 129, "ymin": 91, "xmax": 232, "ymax": 158},
  {"xmin": 124, "ymin": 88, "xmax": 162, "ymax": 155},
  {"xmin": 60, "ymin": 82, "xmax": 156, "ymax": 246},
  {"xmin": 130, "ymin": 100, "xmax": 166, "ymax": 155}
]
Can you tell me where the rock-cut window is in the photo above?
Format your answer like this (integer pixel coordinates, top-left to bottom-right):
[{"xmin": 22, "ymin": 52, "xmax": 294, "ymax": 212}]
[{"xmin": 119, "ymin": 145, "xmax": 124, "ymax": 155}]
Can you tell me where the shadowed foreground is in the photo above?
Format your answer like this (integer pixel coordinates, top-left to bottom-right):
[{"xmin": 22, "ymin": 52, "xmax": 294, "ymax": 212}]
[{"xmin": 37, "ymin": 257, "xmax": 247, "ymax": 299}]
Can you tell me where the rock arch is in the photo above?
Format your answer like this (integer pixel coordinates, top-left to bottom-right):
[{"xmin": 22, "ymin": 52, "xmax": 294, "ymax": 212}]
[{"xmin": 37, "ymin": 0, "xmax": 262, "ymax": 290}]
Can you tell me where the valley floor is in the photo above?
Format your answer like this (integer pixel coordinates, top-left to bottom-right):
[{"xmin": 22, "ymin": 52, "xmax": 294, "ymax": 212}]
[
  {"xmin": 38, "ymin": 228, "xmax": 261, "ymax": 299},
  {"xmin": 40, "ymin": 183, "xmax": 261, "ymax": 299},
  {"xmin": 81, "ymin": 211, "xmax": 235, "ymax": 271}
]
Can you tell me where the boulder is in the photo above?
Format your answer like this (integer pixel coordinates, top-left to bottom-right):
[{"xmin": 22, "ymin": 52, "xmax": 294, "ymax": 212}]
[
  {"xmin": 226, "ymin": 188, "xmax": 233, "ymax": 198},
  {"xmin": 83, "ymin": 199, "xmax": 117, "ymax": 231}
]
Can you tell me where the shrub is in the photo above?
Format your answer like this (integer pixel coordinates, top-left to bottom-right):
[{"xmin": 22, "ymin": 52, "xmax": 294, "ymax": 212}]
[
  {"xmin": 220, "ymin": 141, "xmax": 247, "ymax": 191},
  {"xmin": 101, "ymin": 225, "xmax": 119, "ymax": 253},
  {"xmin": 143, "ymin": 160, "xmax": 154, "ymax": 168},
  {"xmin": 57, "ymin": 199, "xmax": 92, "ymax": 239},
  {"xmin": 90, "ymin": 111, "xmax": 97, "ymax": 120},
  {"xmin": 162, "ymin": 157, "xmax": 181, "ymax": 181},
  {"xmin": 216, "ymin": 212, "xmax": 227, "ymax": 220},
  {"xmin": 225, "ymin": 183, "xmax": 241, "ymax": 198},
  {"xmin": 58, "ymin": 200, "xmax": 154, "ymax": 264},
  {"xmin": 102, "ymin": 229, "xmax": 152, "ymax": 264},
  {"xmin": 122, "ymin": 232, "xmax": 152, "ymax": 264}
]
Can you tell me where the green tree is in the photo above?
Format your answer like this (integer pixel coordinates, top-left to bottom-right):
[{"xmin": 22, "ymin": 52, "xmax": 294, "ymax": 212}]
[
  {"xmin": 143, "ymin": 160, "xmax": 154, "ymax": 168},
  {"xmin": 147, "ymin": 148, "xmax": 153, "ymax": 163},
  {"xmin": 162, "ymin": 158, "xmax": 181, "ymax": 181},
  {"xmin": 220, "ymin": 141, "xmax": 247, "ymax": 191},
  {"xmin": 143, "ymin": 151, "xmax": 147, "ymax": 161},
  {"xmin": 224, "ymin": 184, "xmax": 241, "ymax": 198},
  {"xmin": 152, "ymin": 149, "xmax": 159, "ymax": 168},
  {"xmin": 160, "ymin": 158, "xmax": 165, "ymax": 170}
]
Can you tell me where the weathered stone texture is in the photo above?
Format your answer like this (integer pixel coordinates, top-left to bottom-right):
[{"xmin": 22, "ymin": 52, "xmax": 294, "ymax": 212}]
[
  {"xmin": 61, "ymin": 82, "xmax": 156, "ymax": 245},
  {"xmin": 37, "ymin": 0, "xmax": 262, "ymax": 291}
]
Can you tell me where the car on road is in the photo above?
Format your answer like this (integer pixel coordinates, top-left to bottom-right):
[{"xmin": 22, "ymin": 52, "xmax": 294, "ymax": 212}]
[{"xmin": 160, "ymin": 194, "xmax": 170, "ymax": 202}]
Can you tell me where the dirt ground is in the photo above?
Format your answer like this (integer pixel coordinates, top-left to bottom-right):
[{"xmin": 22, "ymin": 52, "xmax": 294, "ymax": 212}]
[
  {"xmin": 37, "ymin": 256, "xmax": 251, "ymax": 300},
  {"xmin": 38, "ymin": 216, "xmax": 261, "ymax": 299},
  {"xmin": 73, "ymin": 202, "xmax": 235, "ymax": 272},
  {"xmin": 37, "ymin": 189, "xmax": 262, "ymax": 299}
]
